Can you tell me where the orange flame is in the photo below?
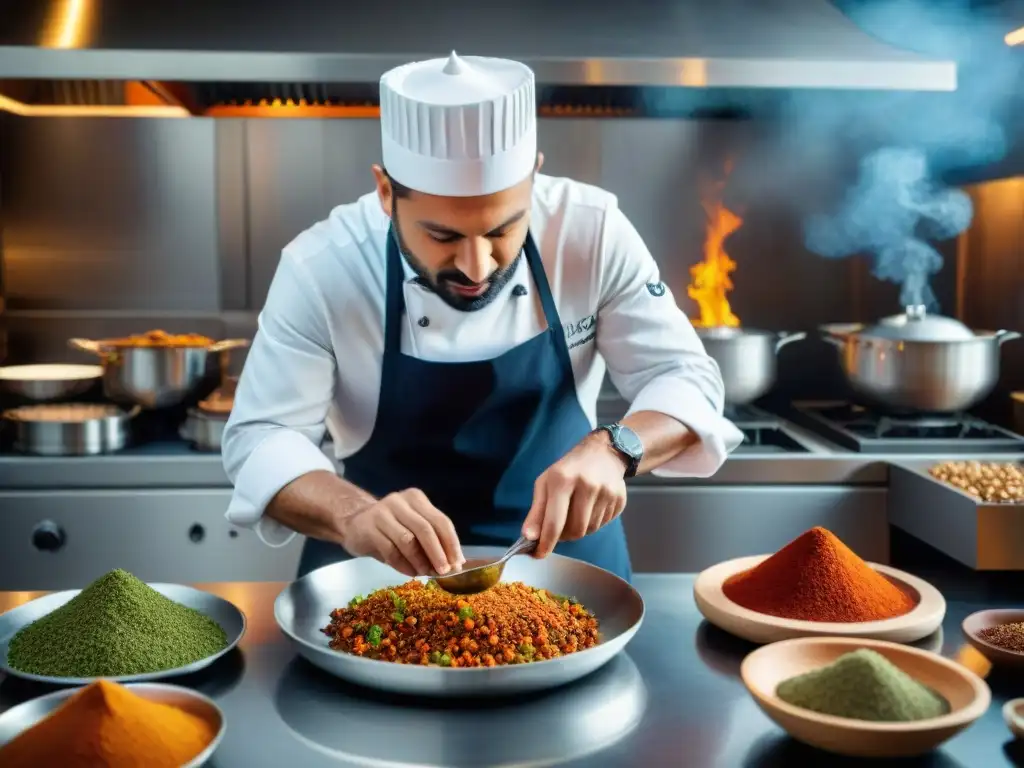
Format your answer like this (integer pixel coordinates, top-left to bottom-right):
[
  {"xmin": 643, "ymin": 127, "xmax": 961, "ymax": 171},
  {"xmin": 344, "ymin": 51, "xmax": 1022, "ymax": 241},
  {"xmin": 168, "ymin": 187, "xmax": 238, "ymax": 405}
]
[{"xmin": 689, "ymin": 162, "xmax": 742, "ymax": 328}]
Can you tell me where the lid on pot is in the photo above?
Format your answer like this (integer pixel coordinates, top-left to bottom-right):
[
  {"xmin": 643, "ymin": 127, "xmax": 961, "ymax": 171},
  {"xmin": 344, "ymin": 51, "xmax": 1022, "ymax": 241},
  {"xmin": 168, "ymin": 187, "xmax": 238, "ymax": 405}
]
[{"xmin": 863, "ymin": 305, "xmax": 976, "ymax": 341}]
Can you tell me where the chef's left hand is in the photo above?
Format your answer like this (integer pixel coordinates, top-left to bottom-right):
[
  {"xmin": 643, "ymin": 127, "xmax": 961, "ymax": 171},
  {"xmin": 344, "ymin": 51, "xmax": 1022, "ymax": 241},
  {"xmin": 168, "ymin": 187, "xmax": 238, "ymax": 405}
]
[{"xmin": 521, "ymin": 432, "xmax": 628, "ymax": 558}]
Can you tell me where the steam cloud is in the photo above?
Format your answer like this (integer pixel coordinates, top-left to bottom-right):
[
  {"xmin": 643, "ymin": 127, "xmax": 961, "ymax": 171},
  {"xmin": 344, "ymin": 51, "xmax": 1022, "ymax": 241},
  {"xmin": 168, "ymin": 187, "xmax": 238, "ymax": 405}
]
[
  {"xmin": 773, "ymin": 0, "xmax": 1021, "ymax": 313},
  {"xmin": 804, "ymin": 147, "xmax": 973, "ymax": 310}
]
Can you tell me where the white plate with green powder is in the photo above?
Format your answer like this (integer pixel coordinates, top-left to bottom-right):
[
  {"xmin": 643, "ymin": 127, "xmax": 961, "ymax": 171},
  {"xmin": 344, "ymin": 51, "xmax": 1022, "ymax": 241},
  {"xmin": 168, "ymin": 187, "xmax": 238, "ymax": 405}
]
[
  {"xmin": 741, "ymin": 637, "xmax": 991, "ymax": 758},
  {"xmin": 0, "ymin": 570, "xmax": 246, "ymax": 684}
]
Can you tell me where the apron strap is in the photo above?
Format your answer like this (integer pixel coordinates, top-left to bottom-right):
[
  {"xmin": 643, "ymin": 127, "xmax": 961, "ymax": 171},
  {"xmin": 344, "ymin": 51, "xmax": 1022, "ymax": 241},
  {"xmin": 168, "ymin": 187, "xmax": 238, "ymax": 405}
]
[{"xmin": 383, "ymin": 225, "xmax": 574, "ymax": 378}]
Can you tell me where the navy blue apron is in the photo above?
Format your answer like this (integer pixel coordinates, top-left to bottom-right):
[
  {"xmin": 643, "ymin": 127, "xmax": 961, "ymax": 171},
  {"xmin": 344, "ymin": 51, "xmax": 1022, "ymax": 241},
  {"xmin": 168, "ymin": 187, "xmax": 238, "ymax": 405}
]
[{"xmin": 297, "ymin": 226, "xmax": 632, "ymax": 582}]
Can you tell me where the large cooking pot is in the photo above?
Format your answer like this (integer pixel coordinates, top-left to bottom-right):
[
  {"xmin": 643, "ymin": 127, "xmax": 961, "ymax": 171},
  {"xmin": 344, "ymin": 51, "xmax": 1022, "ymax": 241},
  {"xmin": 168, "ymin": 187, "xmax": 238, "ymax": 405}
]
[
  {"xmin": 820, "ymin": 305, "xmax": 1021, "ymax": 413},
  {"xmin": 696, "ymin": 327, "xmax": 807, "ymax": 405},
  {"xmin": 68, "ymin": 337, "xmax": 248, "ymax": 409}
]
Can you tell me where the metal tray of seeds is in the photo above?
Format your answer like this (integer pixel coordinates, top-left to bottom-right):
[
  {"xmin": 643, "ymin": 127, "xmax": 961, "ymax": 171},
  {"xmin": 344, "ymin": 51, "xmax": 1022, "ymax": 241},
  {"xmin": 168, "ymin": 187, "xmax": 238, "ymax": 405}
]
[
  {"xmin": 274, "ymin": 546, "xmax": 645, "ymax": 698},
  {"xmin": 0, "ymin": 584, "xmax": 246, "ymax": 685}
]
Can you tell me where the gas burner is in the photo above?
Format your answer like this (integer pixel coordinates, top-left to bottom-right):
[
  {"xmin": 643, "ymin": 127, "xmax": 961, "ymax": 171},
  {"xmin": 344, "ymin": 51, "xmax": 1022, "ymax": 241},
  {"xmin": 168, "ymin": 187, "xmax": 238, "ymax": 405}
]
[
  {"xmin": 789, "ymin": 401, "xmax": 1024, "ymax": 454},
  {"xmin": 725, "ymin": 403, "xmax": 809, "ymax": 454}
]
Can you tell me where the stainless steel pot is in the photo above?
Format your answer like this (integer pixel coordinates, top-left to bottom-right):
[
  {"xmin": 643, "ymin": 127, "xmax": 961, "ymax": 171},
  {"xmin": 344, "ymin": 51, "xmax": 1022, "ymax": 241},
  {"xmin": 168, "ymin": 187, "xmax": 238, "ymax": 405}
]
[
  {"xmin": 0, "ymin": 364, "xmax": 103, "ymax": 401},
  {"xmin": 180, "ymin": 408, "xmax": 227, "ymax": 452},
  {"xmin": 821, "ymin": 307, "xmax": 1022, "ymax": 412},
  {"xmin": 2, "ymin": 403, "xmax": 139, "ymax": 456},
  {"xmin": 696, "ymin": 328, "xmax": 807, "ymax": 404},
  {"xmin": 68, "ymin": 337, "xmax": 248, "ymax": 409}
]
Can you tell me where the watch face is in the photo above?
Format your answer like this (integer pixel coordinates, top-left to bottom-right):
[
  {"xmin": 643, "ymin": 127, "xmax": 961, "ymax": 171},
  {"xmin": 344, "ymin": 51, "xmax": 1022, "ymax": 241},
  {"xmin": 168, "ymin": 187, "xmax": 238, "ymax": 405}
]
[{"xmin": 617, "ymin": 427, "xmax": 644, "ymax": 459}]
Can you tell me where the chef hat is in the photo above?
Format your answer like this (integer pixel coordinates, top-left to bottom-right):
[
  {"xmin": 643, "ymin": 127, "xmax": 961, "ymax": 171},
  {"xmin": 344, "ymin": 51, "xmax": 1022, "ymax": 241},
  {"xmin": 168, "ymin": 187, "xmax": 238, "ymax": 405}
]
[{"xmin": 379, "ymin": 51, "xmax": 537, "ymax": 197}]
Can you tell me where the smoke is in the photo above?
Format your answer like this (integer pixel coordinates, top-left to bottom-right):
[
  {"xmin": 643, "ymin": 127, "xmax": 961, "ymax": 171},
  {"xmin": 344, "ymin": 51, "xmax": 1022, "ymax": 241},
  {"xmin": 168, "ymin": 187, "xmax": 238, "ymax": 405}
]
[
  {"xmin": 769, "ymin": 0, "xmax": 1022, "ymax": 313},
  {"xmin": 804, "ymin": 147, "xmax": 973, "ymax": 309}
]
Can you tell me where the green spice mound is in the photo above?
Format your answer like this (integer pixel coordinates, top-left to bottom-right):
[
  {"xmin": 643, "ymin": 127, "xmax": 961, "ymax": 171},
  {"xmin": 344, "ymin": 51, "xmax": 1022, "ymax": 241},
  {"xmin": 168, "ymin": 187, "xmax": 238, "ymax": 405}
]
[
  {"xmin": 776, "ymin": 649, "xmax": 951, "ymax": 722},
  {"xmin": 6, "ymin": 569, "xmax": 228, "ymax": 678}
]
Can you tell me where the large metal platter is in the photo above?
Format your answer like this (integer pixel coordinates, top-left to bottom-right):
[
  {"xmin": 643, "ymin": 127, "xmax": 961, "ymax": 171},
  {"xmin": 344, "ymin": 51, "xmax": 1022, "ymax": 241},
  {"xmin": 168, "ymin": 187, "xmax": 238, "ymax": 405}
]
[
  {"xmin": 274, "ymin": 547, "xmax": 645, "ymax": 697},
  {"xmin": 0, "ymin": 584, "xmax": 246, "ymax": 685},
  {"xmin": 0, "ymin": 682, "xmax": 225, "ymax": 767}
]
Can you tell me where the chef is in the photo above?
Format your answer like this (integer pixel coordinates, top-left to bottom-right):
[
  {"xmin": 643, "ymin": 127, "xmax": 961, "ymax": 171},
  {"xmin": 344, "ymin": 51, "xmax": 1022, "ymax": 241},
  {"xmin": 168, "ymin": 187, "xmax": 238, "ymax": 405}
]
[{"xmin": 222, "ymin": 52, "xmax": 743, "ymax": 582}]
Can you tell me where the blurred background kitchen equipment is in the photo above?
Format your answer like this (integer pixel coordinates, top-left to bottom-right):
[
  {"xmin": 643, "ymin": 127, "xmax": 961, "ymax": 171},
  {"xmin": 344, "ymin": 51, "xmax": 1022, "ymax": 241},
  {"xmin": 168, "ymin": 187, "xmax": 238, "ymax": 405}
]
[
  {"xmin": 0, "ymin": 364, "xmax": 102, "ymax": 401},
  {"xmin": 68, "ymin": 337, "xmax": 248, "ymax": 409},
  {"xmin": 697, "ymin": 328, "xmax": 806, "ymax": 405},
  {"xmin": 820, "ymin": 307, "xmax": 1020, "ymax": 412},
  {"xmin": 2, "ymin": 403, "xmax": 139, "ymax": 456}
]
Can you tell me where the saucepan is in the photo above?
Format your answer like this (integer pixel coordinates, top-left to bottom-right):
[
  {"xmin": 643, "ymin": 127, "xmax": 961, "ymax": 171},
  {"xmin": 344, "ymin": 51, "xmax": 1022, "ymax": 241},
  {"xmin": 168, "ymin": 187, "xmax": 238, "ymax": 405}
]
[
  {"xmin": 696, "ymin": 327, "xmax": 807, "ymax": 405},
  {"xmin": 0, "ymin": 363, "xmax": 103, "ymax": 401},
  {"xmin": 69, "ymin": 336, "xmax": 248, "ymax": 409},
  {"xmin": 820, "ymin": 305, "xmax": 1021, "ymax": 413}
]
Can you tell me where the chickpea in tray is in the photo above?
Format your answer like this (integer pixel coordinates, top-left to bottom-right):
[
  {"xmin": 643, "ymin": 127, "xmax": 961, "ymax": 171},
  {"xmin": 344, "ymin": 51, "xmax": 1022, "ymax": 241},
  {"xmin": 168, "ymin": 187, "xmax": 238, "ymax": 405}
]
[{"xmin": 928, "ymin": 461, "xmax": 1024, "ymax": 503}]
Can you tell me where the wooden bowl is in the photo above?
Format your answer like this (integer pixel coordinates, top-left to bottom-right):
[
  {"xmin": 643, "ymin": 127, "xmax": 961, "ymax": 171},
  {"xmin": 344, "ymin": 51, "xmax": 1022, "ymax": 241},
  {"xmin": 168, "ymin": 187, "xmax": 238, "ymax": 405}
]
[
  {"xmin": 1003, "ymin": 698, "xmax": 1024, "ymax": 740},
  {"xmin": 694, "ymin": 554, "xmax": 945, "ymax": 645},
  {"xmin": 962, "ymin": 609, "xmax": 1024, "ymax": 666},
  {"xmin": 741, "ymin": 637, "xmax": 991, "ymax": 758}
]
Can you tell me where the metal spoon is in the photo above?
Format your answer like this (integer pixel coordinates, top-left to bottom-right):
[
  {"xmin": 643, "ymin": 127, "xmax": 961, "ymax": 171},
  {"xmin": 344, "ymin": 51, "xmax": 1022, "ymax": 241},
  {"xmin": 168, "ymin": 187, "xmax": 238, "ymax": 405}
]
[{"xmin": 432, "ymin": 536, "xmax": 538, "ymax": 595}]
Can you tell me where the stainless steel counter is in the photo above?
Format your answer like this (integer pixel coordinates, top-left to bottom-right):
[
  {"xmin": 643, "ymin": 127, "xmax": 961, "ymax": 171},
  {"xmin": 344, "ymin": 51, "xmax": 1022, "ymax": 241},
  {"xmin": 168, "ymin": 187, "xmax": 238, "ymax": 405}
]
[{"xmin": 0, "ymin": 545, "xmax": 1018, "ymax": 767}]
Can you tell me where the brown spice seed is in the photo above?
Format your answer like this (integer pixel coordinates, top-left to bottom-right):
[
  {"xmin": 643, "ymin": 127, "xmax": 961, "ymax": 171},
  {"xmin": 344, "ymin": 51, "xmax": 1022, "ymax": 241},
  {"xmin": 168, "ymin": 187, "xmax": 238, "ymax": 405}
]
[{"xmin": 978, "ymin": 621, "xmax": 1024, "ymax": 652}]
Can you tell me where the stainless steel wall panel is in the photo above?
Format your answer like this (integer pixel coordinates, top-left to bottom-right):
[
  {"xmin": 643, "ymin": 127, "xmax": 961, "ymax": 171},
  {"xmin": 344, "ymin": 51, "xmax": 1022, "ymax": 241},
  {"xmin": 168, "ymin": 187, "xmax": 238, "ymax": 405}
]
[
  {"xmin": 215, "ymin": 119, "xmax": 250, "ymax": 311},
  {"xmin": 0, "ymin": 117, "xmax": 220, "ymax": 312},
  {"xmin": 621, "ymin": 486, "xmax": 889, "ymax": 572}
]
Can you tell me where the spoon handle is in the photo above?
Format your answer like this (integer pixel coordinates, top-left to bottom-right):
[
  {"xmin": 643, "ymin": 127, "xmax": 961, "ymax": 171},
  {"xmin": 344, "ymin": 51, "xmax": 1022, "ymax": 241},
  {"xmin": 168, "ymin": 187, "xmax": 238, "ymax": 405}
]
[{"xmin": 504, "ymin": 535, "xmax": 538, "ymax": 560}]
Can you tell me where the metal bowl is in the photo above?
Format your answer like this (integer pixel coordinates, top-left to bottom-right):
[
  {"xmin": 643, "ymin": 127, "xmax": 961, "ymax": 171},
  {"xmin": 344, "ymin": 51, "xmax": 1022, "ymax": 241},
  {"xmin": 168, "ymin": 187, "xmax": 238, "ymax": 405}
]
[
  {"xmin": 3, "ymin": 403, "xmax": 139, "ymax": 456},
  {"xmin": 0, "ymin": 583, "xmax": 246, "ymax": 685},
  {"xmin": 0, "ymin": 364, "xmax": 102, "ymax": 401},
  {"xmin": 0, "ymin": 682, "xmax": 225, "ymax": 767},
  {"xmin": 274, "ymin": 548, "xmax": 645, "ymax": 698},
  {"xmin": 697, "ymin": 327, "xmax": 806, "ymax": 404}
]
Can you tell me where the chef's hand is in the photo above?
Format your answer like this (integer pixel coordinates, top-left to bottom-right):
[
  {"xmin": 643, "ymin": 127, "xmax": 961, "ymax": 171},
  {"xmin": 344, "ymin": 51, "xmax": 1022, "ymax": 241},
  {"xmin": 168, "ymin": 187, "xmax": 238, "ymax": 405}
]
[
  {"xmin": 338, "ymin": 489, "xmax": 465, "ymax": 577},
  {"xmin": 521, "ymin": 433, "xmax": 628, "ymax": 558}
]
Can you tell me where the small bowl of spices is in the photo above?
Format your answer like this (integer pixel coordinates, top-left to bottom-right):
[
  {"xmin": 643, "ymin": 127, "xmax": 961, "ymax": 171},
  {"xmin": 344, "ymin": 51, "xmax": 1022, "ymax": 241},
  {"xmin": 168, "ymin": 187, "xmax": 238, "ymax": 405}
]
[
  {"xmin": 962, "ymin": 609, "xmax": 1024, "ymax": 667},
  {"xmin": 694, "ymin": 527, "xmax": 946, "ymax": 645},
  {"xmin": 0, "ymin": 680, "xmax": 225, "ymax": 767},
  {"xmin": 741, "ymin": 637, "xmax": 990, "ymax": 758},
  {"xmin": 1003, "ymin": 698, "xmax": 1024, "ymax": 740}
]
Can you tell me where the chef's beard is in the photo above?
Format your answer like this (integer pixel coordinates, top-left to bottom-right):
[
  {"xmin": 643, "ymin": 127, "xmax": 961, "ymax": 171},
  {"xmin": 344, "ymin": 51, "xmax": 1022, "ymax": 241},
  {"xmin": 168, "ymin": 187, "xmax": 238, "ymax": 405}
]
[{"xmin": 392, "ymin": 201, "xmax": 525, "ymax": 312}]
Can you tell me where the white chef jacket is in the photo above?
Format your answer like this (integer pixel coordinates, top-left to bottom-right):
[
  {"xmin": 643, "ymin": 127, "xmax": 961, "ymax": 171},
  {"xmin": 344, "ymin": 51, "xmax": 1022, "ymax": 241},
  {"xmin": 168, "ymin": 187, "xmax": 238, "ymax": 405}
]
[{"xmin": 223, "ymin": 173, "xmax": 744, "ymax": 546}]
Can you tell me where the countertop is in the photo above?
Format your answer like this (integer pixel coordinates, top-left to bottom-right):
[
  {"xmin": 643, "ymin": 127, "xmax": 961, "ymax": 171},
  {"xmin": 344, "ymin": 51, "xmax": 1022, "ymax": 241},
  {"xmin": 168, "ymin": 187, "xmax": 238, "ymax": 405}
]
[{"xmin": 1, "ymin": 534, "xmax": 1022, "ymax": 768}]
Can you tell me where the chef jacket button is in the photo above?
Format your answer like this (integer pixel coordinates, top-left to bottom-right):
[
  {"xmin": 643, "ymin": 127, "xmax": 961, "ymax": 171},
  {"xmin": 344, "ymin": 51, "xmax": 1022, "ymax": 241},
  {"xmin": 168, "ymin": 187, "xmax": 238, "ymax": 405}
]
[
  {"xmin": 418, "ymin": 316, "xmax": 430, "ymax": 327},
  {"xmin": 512, "ymin": 284, "xmax": 527, "ymax": 297}
]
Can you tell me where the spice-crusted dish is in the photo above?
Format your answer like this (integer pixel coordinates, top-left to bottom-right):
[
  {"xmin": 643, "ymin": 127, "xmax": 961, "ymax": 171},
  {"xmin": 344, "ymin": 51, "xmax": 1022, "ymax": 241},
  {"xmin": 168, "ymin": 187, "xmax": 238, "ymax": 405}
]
[{"xmin": 323, "ymin": 579, "xmax": 599, "ymax": 667}]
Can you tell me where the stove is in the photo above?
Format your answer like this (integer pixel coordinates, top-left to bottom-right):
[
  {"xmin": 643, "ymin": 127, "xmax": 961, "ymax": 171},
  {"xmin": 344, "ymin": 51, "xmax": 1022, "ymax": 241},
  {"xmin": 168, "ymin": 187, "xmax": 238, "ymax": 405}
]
[
  {"xmin": 788, "ymin": 401, "xmax": 1024, "ymax": 454},
  {"xmin": 725, "ymin": 404, "xmax": 810, "ymax": 454}
]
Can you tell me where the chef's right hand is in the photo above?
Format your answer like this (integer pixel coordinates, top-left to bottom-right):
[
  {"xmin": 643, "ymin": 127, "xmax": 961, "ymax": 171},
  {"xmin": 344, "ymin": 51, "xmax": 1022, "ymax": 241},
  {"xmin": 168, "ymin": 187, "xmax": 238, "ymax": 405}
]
[{"xmin": 338, "ymin": 489, "xmax": 465, "ymax": 577}]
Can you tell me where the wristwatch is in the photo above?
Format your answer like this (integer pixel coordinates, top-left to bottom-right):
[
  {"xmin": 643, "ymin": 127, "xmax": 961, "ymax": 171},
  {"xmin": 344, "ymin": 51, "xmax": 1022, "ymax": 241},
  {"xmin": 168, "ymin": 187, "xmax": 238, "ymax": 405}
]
[{"xmin": 596, "ymin": 423, "xmax": 644, "ymax": 479}]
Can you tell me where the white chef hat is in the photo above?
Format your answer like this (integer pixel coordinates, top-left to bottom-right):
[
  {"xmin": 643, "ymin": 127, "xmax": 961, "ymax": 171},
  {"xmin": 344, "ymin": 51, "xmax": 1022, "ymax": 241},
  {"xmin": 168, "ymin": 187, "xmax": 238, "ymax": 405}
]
[{"xmin": 379, "ymin": 51, "xmax": 537, "ymax": 197}]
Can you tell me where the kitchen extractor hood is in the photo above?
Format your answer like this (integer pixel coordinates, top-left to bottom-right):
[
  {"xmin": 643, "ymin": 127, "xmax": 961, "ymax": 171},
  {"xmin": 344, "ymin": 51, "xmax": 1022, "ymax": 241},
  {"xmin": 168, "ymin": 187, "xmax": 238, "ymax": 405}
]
[{"xmin": 0, "ymin": 0, "xmax": 956, "ymax": 94}]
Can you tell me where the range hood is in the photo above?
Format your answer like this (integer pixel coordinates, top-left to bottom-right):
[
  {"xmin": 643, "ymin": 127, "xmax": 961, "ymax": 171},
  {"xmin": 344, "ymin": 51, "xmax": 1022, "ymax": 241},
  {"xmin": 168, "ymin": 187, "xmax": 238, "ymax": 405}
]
[{"xmin": 0, "ymin": 0, "xmax": 956, "ymax": 98}]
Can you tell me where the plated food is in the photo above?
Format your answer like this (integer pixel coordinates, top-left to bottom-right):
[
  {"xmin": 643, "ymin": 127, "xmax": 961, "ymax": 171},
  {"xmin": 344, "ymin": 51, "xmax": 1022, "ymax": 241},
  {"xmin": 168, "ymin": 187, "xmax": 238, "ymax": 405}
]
[
  {"xmin": 929, "ymin": 460, "xmax": 1024, "ymax": 503},
  {"xmin": 274, "ymin": 550, "xmax": 644, "ymax": 696},
  {"xmin": 694, "ymin": 527, "xmax": 945, "ymax": 644},
  {"xmin": 0, "ymin": 570, "xmax": 245, "ymax": 683},
  {"xmin": 741, "ymin": 637, "xmax": 990, "ymax": 758},
  {"xmin": 323, "ymin": 579, "xmax": 599, "ymax": 667},
  {"xmin": 0, "ymin": 681, "xmax": 223, "ymax": 768}
]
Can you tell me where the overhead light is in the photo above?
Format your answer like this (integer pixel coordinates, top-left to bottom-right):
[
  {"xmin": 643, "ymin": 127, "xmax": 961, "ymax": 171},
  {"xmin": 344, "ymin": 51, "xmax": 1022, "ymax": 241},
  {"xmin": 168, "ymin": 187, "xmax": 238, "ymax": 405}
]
[{"xmin": 1005, "ymin": 26, "xmax": 1024, "ymax": 46}]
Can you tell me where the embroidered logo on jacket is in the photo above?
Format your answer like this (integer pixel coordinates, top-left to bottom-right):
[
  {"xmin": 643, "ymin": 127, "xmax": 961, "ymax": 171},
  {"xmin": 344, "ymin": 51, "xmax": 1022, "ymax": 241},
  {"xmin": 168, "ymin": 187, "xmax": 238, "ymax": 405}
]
[
  {"xmin": 564, "ymin": 314, "xmax": 597, "ymax": 350},
  {"xmin": 646, "ymin": 281, "xmax": 666, "ymax": 297}
]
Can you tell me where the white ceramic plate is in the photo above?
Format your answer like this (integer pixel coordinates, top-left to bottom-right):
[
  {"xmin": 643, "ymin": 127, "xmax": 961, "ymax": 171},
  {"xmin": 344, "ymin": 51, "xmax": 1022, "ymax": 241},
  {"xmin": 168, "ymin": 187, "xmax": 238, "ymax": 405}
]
[
  {"xmin": 694, "ymin": 554, "xmax": 945, "ymax": 645},
  {"xmin": 741, "ymin": 636, "xmax": 990, "ymax": 758}
]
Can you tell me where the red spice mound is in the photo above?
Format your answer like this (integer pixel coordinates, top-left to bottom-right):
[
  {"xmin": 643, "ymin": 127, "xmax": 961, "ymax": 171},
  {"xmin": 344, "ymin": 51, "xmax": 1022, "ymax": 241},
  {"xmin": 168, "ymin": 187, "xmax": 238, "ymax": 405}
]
[{"xmin": 721, "ymin": 527, "xmax": 917, "ymax": 623}]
